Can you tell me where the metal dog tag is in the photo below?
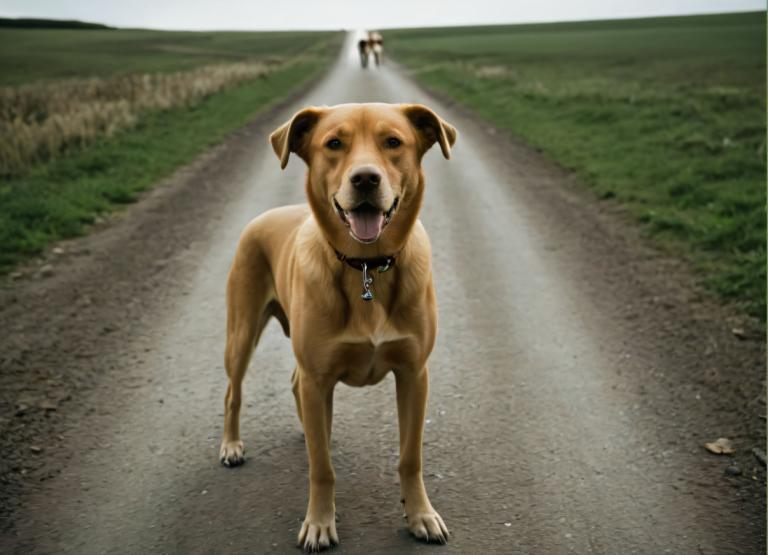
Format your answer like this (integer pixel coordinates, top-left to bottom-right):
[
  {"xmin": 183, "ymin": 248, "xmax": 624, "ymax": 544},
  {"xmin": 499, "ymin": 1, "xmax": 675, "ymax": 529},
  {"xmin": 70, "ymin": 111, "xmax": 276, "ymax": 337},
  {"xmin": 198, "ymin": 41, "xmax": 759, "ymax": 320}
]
[{"xmin": 361, "ymin": 262, "xmax": 374, "ymax": 301}]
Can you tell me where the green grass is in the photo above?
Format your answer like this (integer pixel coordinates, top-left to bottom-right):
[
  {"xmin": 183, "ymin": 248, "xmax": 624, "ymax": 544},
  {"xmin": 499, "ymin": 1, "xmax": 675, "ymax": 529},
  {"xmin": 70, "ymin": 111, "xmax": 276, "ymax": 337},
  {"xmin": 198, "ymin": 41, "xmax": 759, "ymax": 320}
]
[
  {"xmin": 388, "ymin": 12, "xmax": 766, "ymax": 320},
  {"xmin": 0, "ymin": 27, "xmax": 335, "ymax": 85},
  {"xmin": 0, "ymin": 31, "xmax": 341, "ymax": 270}
]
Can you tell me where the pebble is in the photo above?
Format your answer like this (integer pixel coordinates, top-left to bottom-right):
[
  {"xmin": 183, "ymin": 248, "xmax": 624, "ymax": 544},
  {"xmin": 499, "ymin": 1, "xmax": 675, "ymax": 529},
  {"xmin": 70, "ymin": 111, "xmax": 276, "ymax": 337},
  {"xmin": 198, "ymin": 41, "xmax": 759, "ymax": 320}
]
[
  {"xmin": 39, "ymin": 264, "xmax": 54, "ymax": 278},
  {"xmin": 724, "ymin": 465, "xmax": 742, "ymax": 477},
  {"xmin": 29, "ymin": 446, "xmax": 42, "ymax": 454},
  {"xmin": 39, "ymin": 399, "xmax": 58, "ymax": 411}
]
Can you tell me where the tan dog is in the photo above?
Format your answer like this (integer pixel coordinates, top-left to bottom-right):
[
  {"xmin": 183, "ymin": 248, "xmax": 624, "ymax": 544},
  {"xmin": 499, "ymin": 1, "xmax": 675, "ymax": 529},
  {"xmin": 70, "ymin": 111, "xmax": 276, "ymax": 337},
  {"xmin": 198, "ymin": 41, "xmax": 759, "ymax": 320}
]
[{"xmin": 220, "ymin": 103, "xmax": 457, "ymax": 551}]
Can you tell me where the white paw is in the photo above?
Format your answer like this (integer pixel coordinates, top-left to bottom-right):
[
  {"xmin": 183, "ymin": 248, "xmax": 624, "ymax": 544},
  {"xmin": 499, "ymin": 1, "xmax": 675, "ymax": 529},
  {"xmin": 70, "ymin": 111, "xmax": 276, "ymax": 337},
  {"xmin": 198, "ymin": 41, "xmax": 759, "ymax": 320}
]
[
  {"xmin": 298, "ymin": 514, "xmax": 338, "ymax": 552},
  {"xmin": 219, "ymin": 439, "xmax": 245, "ymax": 467},
  {"xmin": 407, "ymin": 509, "xmax": 449, "ymax": 544}
]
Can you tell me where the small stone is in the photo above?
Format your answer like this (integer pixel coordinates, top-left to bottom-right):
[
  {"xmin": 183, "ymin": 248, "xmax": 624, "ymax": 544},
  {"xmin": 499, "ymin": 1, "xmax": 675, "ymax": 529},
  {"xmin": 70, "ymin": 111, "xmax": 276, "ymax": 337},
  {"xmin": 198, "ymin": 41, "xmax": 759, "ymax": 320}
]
[
  {"xmin": 731, "ymin": 328, "xmax": 747, "ymax": 340},
  {"xmin": 9, "ymin": 271, "xmax": 23, "ymax": 280},
  {"xmin": 201, "ymin": 489, "xmax": 208, "ymax": 495},
  {"xmin": 724, "ymin": 465, "xmax": 742, "ymax": 477},
  {"xmin": 704, "ymin": 437, "xmax": 734, "ymax": 455},
  {"xmin": 39, "ymin": 265, "xmax": 54, "ymax": 278},
  {"xmin": 504, "ymin": 522, "xmax": 511, "ymax": 527},
  {"xmin": 15, "ymin": 403, "xmax": 29, "ymax": 416},
  {"xmin": 29, "ymin": 446, "xmax": 42, "ymax": 454},
  {"xmin": 52, "ymin": 247, "xmax": 65, "ymax": 255},
  {"xmin": 39, "ymin": 399, "xmax": 57, "ymax": 411}
]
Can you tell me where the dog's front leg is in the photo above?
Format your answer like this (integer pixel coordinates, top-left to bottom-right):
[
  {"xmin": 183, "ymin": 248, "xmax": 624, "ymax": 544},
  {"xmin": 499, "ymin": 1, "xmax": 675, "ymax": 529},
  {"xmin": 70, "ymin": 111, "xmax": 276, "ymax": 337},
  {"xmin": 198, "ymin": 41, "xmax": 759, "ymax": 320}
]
[
  {"xmin": 297, "ymin": 369, "xmax": 338, "ymax": 551},
  {"xmin": 395, "ymin": 366, "xmax": 449, "ymax": 543}
]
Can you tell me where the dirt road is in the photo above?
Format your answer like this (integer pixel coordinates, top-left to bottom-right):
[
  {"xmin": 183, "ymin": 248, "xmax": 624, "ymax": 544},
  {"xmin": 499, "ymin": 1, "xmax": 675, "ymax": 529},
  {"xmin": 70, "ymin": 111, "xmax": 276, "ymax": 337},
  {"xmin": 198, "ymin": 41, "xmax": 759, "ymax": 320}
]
[{"xmin": 1, "ymin": 34, "xmax": 764, "ymax": 554}]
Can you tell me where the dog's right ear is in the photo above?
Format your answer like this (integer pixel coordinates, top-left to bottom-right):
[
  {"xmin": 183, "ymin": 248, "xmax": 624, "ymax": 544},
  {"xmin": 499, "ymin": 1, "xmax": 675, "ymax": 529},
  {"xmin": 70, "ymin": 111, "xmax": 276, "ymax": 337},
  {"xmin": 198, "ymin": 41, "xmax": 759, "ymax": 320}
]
[{"xmin": 269, "ymin": 107, "xmax": 324, "ymax": 169}]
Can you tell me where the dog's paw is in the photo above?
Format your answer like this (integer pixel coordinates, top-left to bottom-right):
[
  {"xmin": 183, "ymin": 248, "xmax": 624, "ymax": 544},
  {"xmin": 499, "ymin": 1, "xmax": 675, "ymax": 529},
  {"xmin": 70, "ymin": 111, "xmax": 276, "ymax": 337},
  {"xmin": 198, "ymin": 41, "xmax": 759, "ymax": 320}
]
[
  {"xmin": 406, "ymin": 509, "xmax": 449, "ymax": 544},
  {"xmin": 298, "ymin": 514, "xmax": 338, "ymax": 552},
  {"xmin": 219, "ymin": 439, "xmax": 245, "ymax": 467}
]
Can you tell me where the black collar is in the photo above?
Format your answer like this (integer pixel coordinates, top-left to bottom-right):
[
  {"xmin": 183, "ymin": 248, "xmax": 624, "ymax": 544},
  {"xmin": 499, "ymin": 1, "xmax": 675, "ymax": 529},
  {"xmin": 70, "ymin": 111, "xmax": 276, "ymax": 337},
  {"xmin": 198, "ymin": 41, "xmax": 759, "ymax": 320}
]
[{"xmin": 333, "ymin": 248, "xmax": 398, "ymax": 273}]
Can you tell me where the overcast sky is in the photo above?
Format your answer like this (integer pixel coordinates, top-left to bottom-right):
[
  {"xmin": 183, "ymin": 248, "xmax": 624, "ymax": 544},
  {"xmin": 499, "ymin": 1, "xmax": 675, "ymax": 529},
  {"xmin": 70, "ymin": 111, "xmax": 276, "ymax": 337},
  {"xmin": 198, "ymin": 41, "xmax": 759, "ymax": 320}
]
[{"xmin": 0, "ymin": 0, "xmax": 762, "ymax": 30}]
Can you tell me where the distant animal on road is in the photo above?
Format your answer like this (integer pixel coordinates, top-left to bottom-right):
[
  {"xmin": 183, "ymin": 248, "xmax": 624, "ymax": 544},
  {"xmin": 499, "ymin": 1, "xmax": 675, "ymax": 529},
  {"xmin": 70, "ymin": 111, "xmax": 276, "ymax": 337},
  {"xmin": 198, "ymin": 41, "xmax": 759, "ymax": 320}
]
[
  {"xmin": 357, "ymin": 31, "xmax": 384, "ymax": 68},
  {"xmin": 220, "ymin": 102, "xmax": 457, "ymax": 551},
  {"xmin": 369, "ymin": 31, "xmax": 383, "ymax": 66},
  {"xmin": 357, "ymin": 38, "xmax": 371, "ymax": 68}
]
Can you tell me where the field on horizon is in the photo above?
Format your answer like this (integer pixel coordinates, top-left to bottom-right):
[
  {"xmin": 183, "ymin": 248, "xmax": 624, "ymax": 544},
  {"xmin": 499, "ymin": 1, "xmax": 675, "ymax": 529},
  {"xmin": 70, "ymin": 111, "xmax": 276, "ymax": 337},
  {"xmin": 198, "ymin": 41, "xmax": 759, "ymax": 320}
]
[
  {"xmin": 0, "ymin": 27, "xmax": 333, "ymax": 85},
  {"xmin": 388, "ymin": 11, "xmax": 766, "ymax": 319}
]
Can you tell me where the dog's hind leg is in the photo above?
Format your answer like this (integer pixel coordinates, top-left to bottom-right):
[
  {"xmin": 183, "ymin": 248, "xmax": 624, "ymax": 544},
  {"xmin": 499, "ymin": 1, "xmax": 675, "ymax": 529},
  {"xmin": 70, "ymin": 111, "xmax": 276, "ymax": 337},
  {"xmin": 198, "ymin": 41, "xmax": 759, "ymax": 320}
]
[
  {"xmin": 291, "ymin": 367, "xmax": 303, "ymax": 427},
  {"xmin": 219, "ymin": 249, "xmax": 274, "ymax": 467}
]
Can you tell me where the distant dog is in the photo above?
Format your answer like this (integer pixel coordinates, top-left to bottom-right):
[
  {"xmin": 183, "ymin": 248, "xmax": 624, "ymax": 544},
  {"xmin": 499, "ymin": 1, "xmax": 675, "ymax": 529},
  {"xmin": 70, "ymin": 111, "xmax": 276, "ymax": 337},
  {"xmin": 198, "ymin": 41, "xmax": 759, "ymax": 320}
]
[
  {"xmin": 358, "ymin": 38, "xmax": 370, "ymax": 68},
  {"xmin": 369, "ymin": 31, "xmax": 383, "ymax": 66},
  {"xmin": 220, "ymin": 103, "xmax": 457, "ymax": 550}
]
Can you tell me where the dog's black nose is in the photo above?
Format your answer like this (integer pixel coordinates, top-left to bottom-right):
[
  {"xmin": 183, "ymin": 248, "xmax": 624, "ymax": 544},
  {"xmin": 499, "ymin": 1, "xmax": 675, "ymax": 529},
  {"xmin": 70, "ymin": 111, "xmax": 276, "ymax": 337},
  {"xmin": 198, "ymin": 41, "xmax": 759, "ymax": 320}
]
[{"xmin": 350, "ymin": 169, "xmax": 381, "ymax": 192}]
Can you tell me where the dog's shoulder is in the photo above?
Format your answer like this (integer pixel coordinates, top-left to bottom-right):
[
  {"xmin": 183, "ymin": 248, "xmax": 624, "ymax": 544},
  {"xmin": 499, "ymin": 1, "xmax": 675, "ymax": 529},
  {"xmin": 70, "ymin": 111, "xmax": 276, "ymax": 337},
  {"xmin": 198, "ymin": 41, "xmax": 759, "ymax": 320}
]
[
  {"xmin": 395, "ymin": 219, "xmax": 433, "ymax": 299},
  {"xmin": 236, "ymin": 204, "xmax": 311, "ymax": 261},
  {"xmin": 244, "ymin": 204, "xmax": 309, "ymax": 233}
]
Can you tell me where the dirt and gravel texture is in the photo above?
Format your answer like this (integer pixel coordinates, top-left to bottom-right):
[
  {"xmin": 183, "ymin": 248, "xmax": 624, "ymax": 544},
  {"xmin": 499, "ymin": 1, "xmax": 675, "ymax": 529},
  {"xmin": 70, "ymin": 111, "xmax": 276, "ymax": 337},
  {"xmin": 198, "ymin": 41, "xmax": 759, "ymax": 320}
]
[{"xmin": 0, "ymin": 33, "xmax": 765, "ymax": 554}]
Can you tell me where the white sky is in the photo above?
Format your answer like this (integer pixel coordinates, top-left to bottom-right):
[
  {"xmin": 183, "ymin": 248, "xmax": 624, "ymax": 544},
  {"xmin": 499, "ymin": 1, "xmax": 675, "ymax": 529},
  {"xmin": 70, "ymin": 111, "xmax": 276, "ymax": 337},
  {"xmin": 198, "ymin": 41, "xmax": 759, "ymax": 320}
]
[{"xmin": 0, "ymin": 0, "xmax": 762, "ymax": 30}]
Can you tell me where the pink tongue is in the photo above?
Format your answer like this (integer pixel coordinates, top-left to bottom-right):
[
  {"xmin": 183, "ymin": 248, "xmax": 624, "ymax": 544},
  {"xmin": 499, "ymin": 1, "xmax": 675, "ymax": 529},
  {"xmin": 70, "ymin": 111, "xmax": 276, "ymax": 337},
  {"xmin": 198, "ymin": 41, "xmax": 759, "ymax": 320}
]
[{"xmin": 347, "ymin": 210, "xmax": 384, "ymax": 242}]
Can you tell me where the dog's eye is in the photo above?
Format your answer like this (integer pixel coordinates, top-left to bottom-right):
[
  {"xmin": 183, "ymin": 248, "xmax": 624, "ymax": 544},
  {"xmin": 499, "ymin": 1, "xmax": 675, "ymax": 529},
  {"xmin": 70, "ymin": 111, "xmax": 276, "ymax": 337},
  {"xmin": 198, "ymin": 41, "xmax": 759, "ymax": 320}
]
[
  {"xmin": 325, "ymin": 138, "xmax": 342, "ymax": 150},
  {"xmin": 385, "ymin": 137, "xmax": 402, "ymax": 149}
]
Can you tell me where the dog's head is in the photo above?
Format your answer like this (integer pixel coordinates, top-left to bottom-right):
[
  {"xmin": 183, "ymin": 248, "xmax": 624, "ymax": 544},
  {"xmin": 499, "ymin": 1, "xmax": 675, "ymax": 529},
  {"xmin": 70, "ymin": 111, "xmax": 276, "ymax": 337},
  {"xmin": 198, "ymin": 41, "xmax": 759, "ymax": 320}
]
[{"xmin": 270, "ymin": 103, "xmax": 456, "ymax": 250}]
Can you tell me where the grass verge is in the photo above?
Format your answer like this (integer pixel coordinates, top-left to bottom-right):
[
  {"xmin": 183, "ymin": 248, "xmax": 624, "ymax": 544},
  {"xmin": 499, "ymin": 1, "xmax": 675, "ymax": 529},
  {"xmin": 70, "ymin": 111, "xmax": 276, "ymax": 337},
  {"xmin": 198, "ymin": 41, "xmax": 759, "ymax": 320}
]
[
  {"xmin": 0, "ymin": 42, "xmax": 338, "ymax": 271},
  {"xmin": 388, "ymin": 12, "xmax": 766, "ymax": 320}
]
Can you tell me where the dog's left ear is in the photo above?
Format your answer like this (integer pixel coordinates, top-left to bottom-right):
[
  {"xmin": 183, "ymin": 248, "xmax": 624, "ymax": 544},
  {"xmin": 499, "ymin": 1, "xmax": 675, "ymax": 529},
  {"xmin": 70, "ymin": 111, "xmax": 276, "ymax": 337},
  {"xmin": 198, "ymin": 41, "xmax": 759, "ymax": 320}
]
[
  {"xmin": 402, "ymin": 104, "xmax": 457, "ymax": 159},
  {"xmin": 269, "ymin": 107, "xmax": 324, "ymax": 169}
]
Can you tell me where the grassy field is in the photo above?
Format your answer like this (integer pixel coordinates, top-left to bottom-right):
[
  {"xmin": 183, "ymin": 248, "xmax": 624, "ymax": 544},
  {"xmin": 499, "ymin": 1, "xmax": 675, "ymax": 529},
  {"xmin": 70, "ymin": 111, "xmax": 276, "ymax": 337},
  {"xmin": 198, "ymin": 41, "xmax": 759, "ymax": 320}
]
[
  {"xmin": 0, "ymin": 27, "xmax": 340, "ymax": 271},
  {"xmin": 0, "ymin": 28, "xmax": 334, "ymax": 85},
  {"xmin": 388, "ymin": 12, "xmax": 766, "ymax": 319}
]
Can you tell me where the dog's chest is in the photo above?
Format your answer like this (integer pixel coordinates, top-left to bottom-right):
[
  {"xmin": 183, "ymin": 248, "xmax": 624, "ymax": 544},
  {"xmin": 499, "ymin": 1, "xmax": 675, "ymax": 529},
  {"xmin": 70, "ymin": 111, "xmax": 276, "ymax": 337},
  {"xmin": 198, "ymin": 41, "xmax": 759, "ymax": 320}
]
[{"xmin": 333, "ymin": 328, "xmax": 420, "ymax": 387}]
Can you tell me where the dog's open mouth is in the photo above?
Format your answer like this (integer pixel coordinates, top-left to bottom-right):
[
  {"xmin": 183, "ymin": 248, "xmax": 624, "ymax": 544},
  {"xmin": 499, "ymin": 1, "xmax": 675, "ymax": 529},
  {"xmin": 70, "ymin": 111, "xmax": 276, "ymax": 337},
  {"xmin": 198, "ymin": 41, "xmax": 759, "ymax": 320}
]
[{"xmin": 334, "ymin": 197, "xmax": 399, "ymax": 244}]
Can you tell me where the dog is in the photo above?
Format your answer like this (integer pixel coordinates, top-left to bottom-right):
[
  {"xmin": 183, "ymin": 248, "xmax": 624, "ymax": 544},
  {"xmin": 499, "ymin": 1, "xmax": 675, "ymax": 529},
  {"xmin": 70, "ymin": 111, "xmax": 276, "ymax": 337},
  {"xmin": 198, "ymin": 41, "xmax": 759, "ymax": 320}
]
[
  {"xmin": 220, "ymin": 103, "xmax": 457, "ymax": 551},
  {"xmin": 368, "ymin": 31, "xmax": 383, "ymax": 66},
  {"xmin": 357, "ymin": 38, "xmax": 370, "ymax": 68}
]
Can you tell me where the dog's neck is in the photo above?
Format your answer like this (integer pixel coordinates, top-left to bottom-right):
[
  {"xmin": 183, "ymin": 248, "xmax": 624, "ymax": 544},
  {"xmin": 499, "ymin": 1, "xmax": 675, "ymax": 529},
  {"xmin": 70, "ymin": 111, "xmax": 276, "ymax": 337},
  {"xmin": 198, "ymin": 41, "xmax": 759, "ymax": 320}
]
[{"xmin": 332, "ymin": 247, "xmax": 400, "ymax": 271}]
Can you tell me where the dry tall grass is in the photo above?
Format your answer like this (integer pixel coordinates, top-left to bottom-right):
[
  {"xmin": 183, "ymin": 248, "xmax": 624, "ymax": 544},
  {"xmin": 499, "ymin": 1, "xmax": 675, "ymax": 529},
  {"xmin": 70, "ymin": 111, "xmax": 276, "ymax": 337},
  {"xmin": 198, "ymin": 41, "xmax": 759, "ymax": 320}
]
[{"xmin": 0, "ymin": 62, "xmax": 273, "ymax": 176}]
